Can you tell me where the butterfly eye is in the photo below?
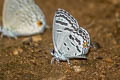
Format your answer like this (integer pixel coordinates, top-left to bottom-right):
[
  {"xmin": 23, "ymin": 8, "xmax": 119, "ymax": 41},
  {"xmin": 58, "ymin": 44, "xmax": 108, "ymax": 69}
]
[
  {"xmin": 51, "ymin": 49, "xmax": 55, "ymax": 54},
  {"xmin": 37, "ymin": 21, "xmax": 43, "ymax": 27},
  {"xmin": 51, "ymin": 49, "xmax": 55, "ymax": 56}
]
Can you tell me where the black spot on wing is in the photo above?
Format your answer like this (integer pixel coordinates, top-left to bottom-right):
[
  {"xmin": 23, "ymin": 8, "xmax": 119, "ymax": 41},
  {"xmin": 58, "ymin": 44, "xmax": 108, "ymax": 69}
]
[
  {"xmin": 75, "ymin": 53, "xmax": 77, "ymax": 56},
  {"xmin": 64, "ymin": 28, "xmax": 73, "ymax": 32},
  {"xmin": 64, "ymin": 43, "xmax": 67, "ymax": 46},
  {"xmin": 58, "ymin": 50, "xmax": 63, "ymax": 55},
  {"xmin": 56, "ymin": 29, "xmax": 62, "ymax": 32},
  {"xmin": 76, "ymin": 46, "xmax": 81, "ymax": 53},
  {"xmin": 75, "ymin": 38, "xmax": 81, "ymax": 45},
  {"xmin": 69, "ymin": 35, "xmax": 74, "ymax": 41},
  {"xmin": 79, "ymin": 29, "xmax": 82, "ymax": 33},
  {"xmin": 55, "ymin": 14, "xmax": 76, "ymax": 30},
  {"xmin": 56, "ymin": 9, "xmax": 77, "ymax": 25},
  {"xmin": 71, "ymin": 42, "xmax": 75, "ymax": 46},
  {"xmin": 74, "ymin": 30, "xmax": 86, "ymax": 41},
  {"xmin": 83, "ymin": 32, "xmax": 85, "ymax": 35},
  {"xmin": 56, "ymin": 20, "xmax": 68, "ymax": 26},
  {"xmin": 67, "ymin": 47, "xmax": 70, "ymax": 50}
]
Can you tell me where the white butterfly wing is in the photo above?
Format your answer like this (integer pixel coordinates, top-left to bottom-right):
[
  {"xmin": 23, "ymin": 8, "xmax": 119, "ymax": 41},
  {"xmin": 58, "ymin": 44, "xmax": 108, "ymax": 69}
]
[
  {"xmin": 61, "ymin": 27, "xmax": 90, "ymax": 58},
  {"xmin": 3, "ymin": 0, "xmax": 46, "ymax": 36},
  {"xmin": 53, "ymin": 8, "xmax": 79, "ymax": 53},
  {"xmin": 3, "ymin": 0, "xmax": 34, "ymax": 27},
  {"xmin": 53, "ymin": 9, "xmax": 90, "ymax": 58}
]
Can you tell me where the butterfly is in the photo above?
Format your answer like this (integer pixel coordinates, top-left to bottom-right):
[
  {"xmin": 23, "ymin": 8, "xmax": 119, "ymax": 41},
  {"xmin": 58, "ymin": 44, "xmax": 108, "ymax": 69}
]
[
  {"xmin": 51, "ymin": 8, "xmax": 91, "ymax": 64},
  {"xmin": 0, "ymin": 0, "xmax": 46, "ymax": 39}
]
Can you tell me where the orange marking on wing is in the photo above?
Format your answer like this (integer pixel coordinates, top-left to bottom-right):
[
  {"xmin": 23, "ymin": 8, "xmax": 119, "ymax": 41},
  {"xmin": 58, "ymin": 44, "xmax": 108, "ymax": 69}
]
[
  {"xmin": 37, "ymin": 21, "xmax": 42, "ymax": 27},
  {"xmin": 83, "ymin": 42, "xmax": 88, "ymax": 48}
]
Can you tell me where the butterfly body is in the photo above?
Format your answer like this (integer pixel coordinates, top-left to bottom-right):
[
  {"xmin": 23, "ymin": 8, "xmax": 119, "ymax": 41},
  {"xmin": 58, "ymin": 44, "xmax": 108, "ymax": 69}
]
[
  {"xmin": 51, "ymin": 9, "xmax": 90, "ymax": 64},
  {"xmin": 1, "ymin": 0, "xmax": 46, "ymax": 38}
]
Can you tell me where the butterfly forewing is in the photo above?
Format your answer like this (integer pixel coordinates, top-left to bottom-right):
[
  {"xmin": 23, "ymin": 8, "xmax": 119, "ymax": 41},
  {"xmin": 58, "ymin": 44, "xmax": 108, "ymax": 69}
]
[{"xmin": 53, "ymin": 9, "xmax": 80, "ymax": 53}]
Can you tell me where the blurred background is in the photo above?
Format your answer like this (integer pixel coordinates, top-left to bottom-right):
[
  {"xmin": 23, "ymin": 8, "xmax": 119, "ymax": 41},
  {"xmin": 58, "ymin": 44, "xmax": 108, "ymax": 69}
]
[{"xmin": 0, "ymin": 0, "xmax": 120, "ymax": 80}]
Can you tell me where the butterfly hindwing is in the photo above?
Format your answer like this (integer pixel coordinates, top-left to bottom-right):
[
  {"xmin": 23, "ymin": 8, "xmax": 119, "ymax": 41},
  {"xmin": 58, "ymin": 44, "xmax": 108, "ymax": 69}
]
[
  {"xmin": 60, "ymin": 27, "xmax": 90, "ymax": 58},
  {"xmin": 2, "ymin": 0, "xmax": 46, "ymax": 37}
]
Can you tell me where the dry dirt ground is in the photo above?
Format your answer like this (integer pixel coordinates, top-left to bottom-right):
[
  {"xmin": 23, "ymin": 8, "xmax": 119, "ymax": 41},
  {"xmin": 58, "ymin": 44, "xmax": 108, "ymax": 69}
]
[{"xmin": 0, "ymin": 0, "xmax": 120, "ymax": 80}]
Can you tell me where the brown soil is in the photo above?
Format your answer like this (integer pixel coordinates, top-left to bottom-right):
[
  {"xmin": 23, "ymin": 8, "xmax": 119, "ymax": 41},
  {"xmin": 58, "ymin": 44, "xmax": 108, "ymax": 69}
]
[{"xmin": 0, "ymin": 0, "xmax": 120, "ymax": 80}]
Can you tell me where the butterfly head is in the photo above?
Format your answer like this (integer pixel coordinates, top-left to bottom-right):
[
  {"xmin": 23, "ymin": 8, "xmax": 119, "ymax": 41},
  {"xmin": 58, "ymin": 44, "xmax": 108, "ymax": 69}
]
[
  {"xmin": 51, "ymin": 49, "xmax": 55, "ymax": 56},
  {"xmin": 50, "ymin": 49, "xmax": 60, "ymax": 58},
  {"xmin": 51, "ymin": 49, "xmax": 60, "ymax": 58}
]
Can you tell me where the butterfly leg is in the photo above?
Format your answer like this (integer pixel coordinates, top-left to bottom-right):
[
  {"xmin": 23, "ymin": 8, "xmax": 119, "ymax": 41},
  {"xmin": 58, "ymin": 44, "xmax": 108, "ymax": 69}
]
[
  {"xmin": 51, "ymin": 57, "xmax": 60, "ymax": 64},
  {"xmin": 51, "ymin": 57, "xmax": 55, "ymax": 64},
  {"xmin": 56, "ymin": 58, "xmax": 60, "ymax": 64},
  {"xmin": 51, "ymin": 57, "xmax": 58, "ymax": 64},
  {"xmin": 66, "ymin": 59, "xmax": 71, "ymax": 65}
]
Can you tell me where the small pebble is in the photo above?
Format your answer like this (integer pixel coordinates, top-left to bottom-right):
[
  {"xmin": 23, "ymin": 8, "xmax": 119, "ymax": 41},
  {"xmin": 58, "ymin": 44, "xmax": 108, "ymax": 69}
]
[
  {"xmin": 13, "ymin": 50, "xmax": 19, "ymax": 55},
  {"xmin": 73, "ymin": 66, "xmax": 86, "ymax": 73},
  {"xmin": 13, "ymin": 48, "xmax": 23, "ymax": 55},
  {"xmin": 17, "ymin": 48, "xmax": 23, "ymax": 53},
  {"xmin": 32, "ymin": 35, "xmax": 42, "ymax": 42},
  {"xmin": 104, "ymin": 58, "xmax": 113, "ymax": 63}
]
